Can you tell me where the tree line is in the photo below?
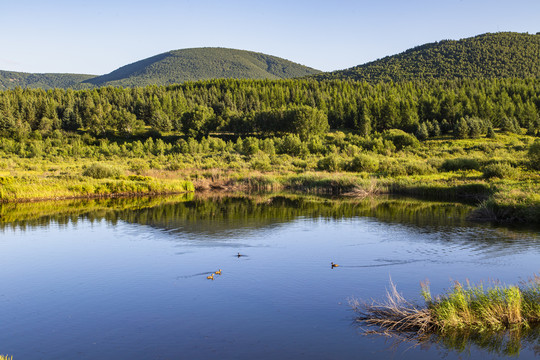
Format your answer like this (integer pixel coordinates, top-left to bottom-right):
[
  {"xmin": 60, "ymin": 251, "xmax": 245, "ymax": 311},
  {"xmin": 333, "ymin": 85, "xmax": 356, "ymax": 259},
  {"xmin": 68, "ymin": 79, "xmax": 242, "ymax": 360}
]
[{"xmin": 0, "ymin": 78, "xmax": 539, "ymax": 140}]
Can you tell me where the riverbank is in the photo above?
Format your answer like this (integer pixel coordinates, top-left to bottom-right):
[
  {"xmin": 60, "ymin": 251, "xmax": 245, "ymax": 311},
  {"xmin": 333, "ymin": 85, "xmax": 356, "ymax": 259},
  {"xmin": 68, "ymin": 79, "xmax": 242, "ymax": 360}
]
[{"xmin": 1, "ymin": 130, "xmax": 539, "ymax": 222}]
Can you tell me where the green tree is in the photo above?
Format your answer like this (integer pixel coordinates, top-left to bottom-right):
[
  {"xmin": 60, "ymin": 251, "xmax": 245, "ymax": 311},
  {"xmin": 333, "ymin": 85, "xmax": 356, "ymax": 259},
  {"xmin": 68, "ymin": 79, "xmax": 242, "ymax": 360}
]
[
  {"xmin": 288, "ymin": 105, "xmax": 329, "ymax": 140},
  {"xmin": 181, "ymin": 105, "xmax": 215, "ymax": 139}
]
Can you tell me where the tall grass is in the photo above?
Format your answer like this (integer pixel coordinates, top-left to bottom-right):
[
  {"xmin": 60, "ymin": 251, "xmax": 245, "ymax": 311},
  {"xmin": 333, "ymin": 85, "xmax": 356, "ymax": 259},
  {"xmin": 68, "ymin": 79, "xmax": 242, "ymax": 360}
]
[{"xmin": 353, "ymin": 276, "xmax": 540, "ymax": 337}]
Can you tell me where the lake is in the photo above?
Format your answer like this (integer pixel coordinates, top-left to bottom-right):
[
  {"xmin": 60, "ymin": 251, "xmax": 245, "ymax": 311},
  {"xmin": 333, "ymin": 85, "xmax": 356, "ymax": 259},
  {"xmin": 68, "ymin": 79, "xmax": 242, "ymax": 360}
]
[{"xmin": 1, "ymin": 194, "xmax": 539, "ymax": 359}]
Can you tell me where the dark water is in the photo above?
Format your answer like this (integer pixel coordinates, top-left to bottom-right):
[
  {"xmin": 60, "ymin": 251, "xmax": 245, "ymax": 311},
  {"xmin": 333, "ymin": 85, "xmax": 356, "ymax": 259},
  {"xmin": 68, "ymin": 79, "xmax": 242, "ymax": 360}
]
[{"xmin": 1, "ymin": 194, "xmax": 539, "ymax": 359}]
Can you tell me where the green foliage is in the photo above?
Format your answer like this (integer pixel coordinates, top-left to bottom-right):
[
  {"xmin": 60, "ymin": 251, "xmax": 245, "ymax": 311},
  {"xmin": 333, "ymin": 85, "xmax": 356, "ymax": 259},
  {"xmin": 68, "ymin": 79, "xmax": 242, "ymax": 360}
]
[
  {"xmin": 0, "ymin": 77, "xmax": 538, "ymax": 140},
  {"xmin": 527, "ymin": 139, "xmax": 540, "ymax": 170},
  {"xmin": 181, "ymin": 105, "xmax": 215, "ymax": 139},
  {"xmin": 383, "ymin": 129, "xmax": 419, "ymax": 150},
  {"xmin": 441, "ymin": 158, "xmax": 480, "ymax": 171},
  {"xmin": 288, "ymin": 105, "xmax": 329, "ymax": 140},
  {"xmin": 347, "ymin": 154, "xmax": 379, "ymax": 172},
  {"xmin": 82, "ymin": 163, "xmax": 121, "ymax": 179},
  {"xmin": 482, "ymin": 162, "xmax": 518, "ymax": 179},
  {"xmin": 276, "ymin": 134, "xmax": 305, "ymax": 156},
  {"xmin": 486, "ymin": 125, "xmax": 496, "ymax": 139},
  {"xmin": 317, "ymin": 32, "xmax": 540, "ymax": 82},
  {"xmin": 415, "ymin": 122, "xmax": 429, "ymax": 141},
  {"xmin": 317, "ymin": 154, "xmax": 343, "ymax": 172}
]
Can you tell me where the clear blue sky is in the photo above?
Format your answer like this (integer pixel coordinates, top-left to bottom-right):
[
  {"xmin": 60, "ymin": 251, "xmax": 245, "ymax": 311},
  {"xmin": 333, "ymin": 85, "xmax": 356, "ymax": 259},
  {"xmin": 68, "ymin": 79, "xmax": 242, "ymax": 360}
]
[{"xmin": 1, "ymin": 0, "xmax": 539, "ymax": 75}]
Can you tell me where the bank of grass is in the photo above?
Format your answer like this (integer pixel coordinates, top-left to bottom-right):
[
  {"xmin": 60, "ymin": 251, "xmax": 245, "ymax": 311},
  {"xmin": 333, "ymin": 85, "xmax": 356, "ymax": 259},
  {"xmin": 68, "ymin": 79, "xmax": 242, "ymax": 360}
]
[
  {"xmin": 1, "ymin": 130, "xmax": 539, "ymax": 222},
  {"xmin": 353, "ymin": 276, "xmax": 540, "ymax": 339},
  {"xmin": 0, "ymin": 173, "xmax": 194, "ymax": 202}
]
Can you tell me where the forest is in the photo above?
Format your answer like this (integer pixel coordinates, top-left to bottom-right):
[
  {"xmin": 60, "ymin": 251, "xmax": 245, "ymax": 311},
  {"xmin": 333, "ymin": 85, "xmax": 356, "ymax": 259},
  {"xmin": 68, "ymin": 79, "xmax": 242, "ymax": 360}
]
[{"xmin": 0, "ymin": 78, "xmax": 539, "ymax": 139}]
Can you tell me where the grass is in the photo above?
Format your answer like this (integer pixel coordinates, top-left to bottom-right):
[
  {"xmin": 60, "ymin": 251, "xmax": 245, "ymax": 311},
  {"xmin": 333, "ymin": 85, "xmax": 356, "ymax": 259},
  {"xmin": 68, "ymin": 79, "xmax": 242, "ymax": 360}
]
[
  {"xmin": 352, "ymin": 276, "xmax": 540, "ymax": 337},
  {"xmin": 1, "ymin": 130, "xmax": 539, "ymax": 223},
  {"xmin": 0, "ymin": 356, "xmax": 12, "ymax": 360}
]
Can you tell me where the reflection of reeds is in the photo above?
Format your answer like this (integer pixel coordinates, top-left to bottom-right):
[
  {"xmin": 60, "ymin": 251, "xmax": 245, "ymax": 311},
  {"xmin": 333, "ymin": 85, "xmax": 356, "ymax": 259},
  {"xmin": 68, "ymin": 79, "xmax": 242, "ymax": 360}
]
[
  {"xmin": 352, "ymin": 276, "xmax": 540, "ymax": 355},
  {"xmin": 0, "ymin": 355, "xmax": 13, "ymax": 360}
]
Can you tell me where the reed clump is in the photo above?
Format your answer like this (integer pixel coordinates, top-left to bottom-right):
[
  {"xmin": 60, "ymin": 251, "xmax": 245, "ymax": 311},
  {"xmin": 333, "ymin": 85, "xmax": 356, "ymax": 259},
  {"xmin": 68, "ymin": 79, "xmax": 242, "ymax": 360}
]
[{"xmin": 353, "ymin": 276, "xmax": 540, "ymax": 337}]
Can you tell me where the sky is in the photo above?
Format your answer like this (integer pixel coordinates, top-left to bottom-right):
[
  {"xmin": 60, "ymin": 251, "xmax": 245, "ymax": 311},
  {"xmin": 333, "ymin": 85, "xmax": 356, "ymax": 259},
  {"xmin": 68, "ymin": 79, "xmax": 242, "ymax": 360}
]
[{"xmin": 1, "ymin": 0, "xmax": 539, "ymax": 75}]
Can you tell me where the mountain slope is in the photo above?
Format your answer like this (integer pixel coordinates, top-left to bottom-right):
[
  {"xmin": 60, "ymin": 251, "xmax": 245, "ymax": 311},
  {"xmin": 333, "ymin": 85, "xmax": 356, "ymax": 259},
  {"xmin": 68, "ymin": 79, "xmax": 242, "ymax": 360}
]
[
  {"xmin": 0, "ymin": 70, "xmax": 96, "ymax": 90},
  {"xmin": 315, "ymin": 32, "xmax": 540, "ymax": 82},
  {"xmin": 84, "ymin": 47, "xmax": 321, "ymax": 86}
]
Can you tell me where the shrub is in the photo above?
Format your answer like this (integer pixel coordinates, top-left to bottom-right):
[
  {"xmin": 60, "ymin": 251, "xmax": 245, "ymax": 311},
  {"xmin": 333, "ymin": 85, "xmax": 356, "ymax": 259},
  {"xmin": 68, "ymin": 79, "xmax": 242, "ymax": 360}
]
[
  {"xmin": 527, "ymin": 139, "xmax": 540, "ymax": 170},
  {"xmin": 82, "ymin": 163, "xmax": 121, "ymax": 179},
  {"xmin": 128, "ymin": 159, "xmax": 150, "ymax": 174},
  {"xmin": 414, "ymin": 123, "xmax": 429, "ymax": 141},
  {"xmin": 453, "ymin": 117, "xmax": 469, "ymax": 139},
  {"xmin": 383, "ymin": 129, "xmax": 419, "ymax": 150},
  {"xmin": 277, "ymin": 134, "xmax": 305, "ymax": 156},
  {"xmin": 482, "ymin": 162, "xmax": 517, "ymax": 179},
  {"xmin": 317, "ymin": 154, "xmax": 343, "ymax": 172},
  {"xmin": 379, "ymin": 161, "xmax": 407, "ymax": 177},
  {"xmin": 242, "ymin": 137, "xmax": 259, "ymax": 155},
  {"xmin": 441, "ymin": 158, "xmax": 480, "ymax": 171},
  {"xmin": 250, "ymin": 152, "xmax": 272, "ymax": 171},
  {"xmin": 347, "ymin": 154, "xmax": 379, "ymax": 173}
]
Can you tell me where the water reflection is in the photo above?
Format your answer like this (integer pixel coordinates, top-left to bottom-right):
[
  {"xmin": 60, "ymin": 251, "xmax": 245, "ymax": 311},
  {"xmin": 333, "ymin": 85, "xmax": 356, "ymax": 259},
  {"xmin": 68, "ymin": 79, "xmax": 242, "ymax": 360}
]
[
  {"xmin": 374, "ymin": 327, "xmax": 540, "ymax": 358},
  {"xmin": 1, "ymin": 193, "xmax": 539, "ymax": 254},
  {"xmin": 1, "ymin": 193, "xmax": 540, "ymax": 359}
]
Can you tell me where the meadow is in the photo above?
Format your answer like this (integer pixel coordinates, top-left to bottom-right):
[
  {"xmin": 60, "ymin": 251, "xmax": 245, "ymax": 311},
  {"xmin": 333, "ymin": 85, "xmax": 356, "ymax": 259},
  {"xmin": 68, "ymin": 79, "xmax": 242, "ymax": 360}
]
[{"xmin": 0, "ymin": 128, "xmax": 539, "ymax": 223}]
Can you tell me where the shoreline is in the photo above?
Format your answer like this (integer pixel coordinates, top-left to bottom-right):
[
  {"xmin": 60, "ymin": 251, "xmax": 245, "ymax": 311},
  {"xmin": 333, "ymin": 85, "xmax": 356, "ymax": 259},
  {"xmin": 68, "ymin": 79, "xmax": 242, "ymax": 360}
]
[{"xmin": 1, "ymin": 173, "xmax": 531, "ymax": 224}]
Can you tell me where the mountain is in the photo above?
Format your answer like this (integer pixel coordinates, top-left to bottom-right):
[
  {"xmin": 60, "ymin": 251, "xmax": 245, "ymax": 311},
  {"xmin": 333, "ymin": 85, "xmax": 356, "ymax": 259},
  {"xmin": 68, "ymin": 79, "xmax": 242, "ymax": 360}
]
[
  {"xmin": 83, "ymin": 48, "xmax": 321, "ymax": 87},
  {"xmin": 315, "ymin": 32, "xmax": 540, "ymax": 82},
  {"xmin": 0, "ymin": 70, "xmax": 96, "ymax": 90}
]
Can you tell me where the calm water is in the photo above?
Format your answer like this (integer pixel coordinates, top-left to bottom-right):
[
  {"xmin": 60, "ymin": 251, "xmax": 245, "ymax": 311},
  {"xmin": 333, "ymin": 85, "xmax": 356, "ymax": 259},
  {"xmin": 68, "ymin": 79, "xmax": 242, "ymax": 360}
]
[{"xmin": 1, "ymin": 194, "xmax": 539, "ymax": 359}]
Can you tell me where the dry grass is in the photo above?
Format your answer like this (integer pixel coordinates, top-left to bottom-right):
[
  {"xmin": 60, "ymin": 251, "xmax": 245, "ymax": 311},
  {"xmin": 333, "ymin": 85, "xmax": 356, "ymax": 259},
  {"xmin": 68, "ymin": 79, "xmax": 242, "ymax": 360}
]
[{"xmin": 350, "ymin": 279, "xmax": 435, "ymax": 337}]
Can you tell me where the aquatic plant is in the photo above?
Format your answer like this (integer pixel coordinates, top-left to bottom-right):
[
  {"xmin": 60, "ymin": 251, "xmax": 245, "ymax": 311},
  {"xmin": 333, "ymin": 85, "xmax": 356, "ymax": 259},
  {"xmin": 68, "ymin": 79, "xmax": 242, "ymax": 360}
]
[{"xmin": 353, "ymin": 276, "xmax": 540, "ymax": 337}]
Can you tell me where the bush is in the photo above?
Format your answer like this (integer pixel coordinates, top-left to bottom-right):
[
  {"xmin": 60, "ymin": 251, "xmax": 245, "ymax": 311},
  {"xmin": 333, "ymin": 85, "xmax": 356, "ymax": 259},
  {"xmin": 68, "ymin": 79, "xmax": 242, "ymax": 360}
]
[
  {"xmin": 317, "ymin": 154, "xmax": 343, "ymax": 172},
  {"xmin": 82, "ymin": 163, "xmax": 121, "ymax": 179},
  {"xmin": 527, "ymin": 139, "xmax": 540, "ymax": 170},
  {"xmin": 383, "ymin": 129, "xmax": 419, "ymax": 150},
  {"xmin": 482, "ymin": 162, "xmax": 517, "ymax": 179},
  {"xmin": 128, "ymin": 159, "xmax": 150, "ymax": 174},
  {"xmin": 379, "ymin": 161, "xmax": 407, "ymax": 177},
  {"xmin": 249, "ymin": 152, "xmax": 272, "ymax": 171},
  {"xmin": 347, "ymin": 154, "xmax": 379, "ymax": 173},
  {"xmin": 441, "ymin": 158, "xmax": 480, "ymax": 171}
]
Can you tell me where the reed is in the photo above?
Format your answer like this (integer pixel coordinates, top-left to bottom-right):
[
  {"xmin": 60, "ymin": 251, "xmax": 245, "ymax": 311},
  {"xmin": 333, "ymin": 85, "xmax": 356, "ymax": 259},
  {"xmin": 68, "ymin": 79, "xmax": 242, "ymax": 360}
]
[{"xmin": 353, "ymin": 276, "xmax": 540, "ymax": 337}]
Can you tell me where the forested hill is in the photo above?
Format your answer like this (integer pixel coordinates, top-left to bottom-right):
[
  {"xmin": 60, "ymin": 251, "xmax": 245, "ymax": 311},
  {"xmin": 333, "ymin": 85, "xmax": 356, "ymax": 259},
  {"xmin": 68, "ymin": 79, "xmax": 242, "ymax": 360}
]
[
  {"xmin": 0, "ymin": 70, "xmax": 96, "ymax": 90},
  {"xmin": 314, "ymin": 32, "xmax": 540, "ymax": 82},
  {"xmin": 83, "ymin": 48, "xmax": 321, "ymax": 87}
]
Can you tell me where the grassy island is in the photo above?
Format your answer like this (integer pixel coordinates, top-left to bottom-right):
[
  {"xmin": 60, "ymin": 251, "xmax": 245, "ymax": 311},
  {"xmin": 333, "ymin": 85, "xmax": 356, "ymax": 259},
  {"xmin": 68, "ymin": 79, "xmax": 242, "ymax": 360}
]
[{"xmin": 352, "ymin": 276, "xmax": 540, "ymax": 356}]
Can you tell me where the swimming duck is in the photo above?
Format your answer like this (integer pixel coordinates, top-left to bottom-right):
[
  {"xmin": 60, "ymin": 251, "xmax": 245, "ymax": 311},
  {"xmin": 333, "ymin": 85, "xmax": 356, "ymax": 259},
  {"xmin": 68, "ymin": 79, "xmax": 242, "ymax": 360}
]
[
  {"xmin": 331, "ymin": 262, "xmax": 339, "ymax": 268},
  {"xmin": 207, "ymin": 274, "xmax": 214, "ymax": 280},
  {"xmin": 215, "ymin": 269, "xmax": 222, "ymax": 275}
]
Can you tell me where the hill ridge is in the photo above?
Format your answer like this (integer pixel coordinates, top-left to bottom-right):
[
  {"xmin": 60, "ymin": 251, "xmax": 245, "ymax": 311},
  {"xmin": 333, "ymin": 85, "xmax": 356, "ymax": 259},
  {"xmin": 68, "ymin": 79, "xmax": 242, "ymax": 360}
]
[
  {"xmin": 314, "ymin": 32, "xmax": 540, "ymax": 82},
  {"xmin": 83, "ymin": 47, "xmax": 321, "ymax": 87}
]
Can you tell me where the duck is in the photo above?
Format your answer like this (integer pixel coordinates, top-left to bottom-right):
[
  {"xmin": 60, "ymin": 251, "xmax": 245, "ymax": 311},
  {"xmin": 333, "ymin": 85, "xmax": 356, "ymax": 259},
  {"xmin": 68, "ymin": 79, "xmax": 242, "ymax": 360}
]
[
  {"xmin": 207, "ymin": 274, "xmax": 214, "ymax": 280},
  {"xmin": 215, "ymin": 269, "xmax": 222, "ymax": 275},
  {"xmin": 237, "ymin": 252, "xmax": 242, "ymax": 258},
  {"xmin": 331, "ymin": 262, "xmax": 339, "ymax": 268}
]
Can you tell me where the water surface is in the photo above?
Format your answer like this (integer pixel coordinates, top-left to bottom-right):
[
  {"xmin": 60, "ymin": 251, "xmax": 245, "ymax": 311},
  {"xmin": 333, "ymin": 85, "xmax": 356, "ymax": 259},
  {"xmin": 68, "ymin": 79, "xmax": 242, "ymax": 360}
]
[{"xmin": 1, "ymin": 194, "xmax": 539, "ymax": 359}]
